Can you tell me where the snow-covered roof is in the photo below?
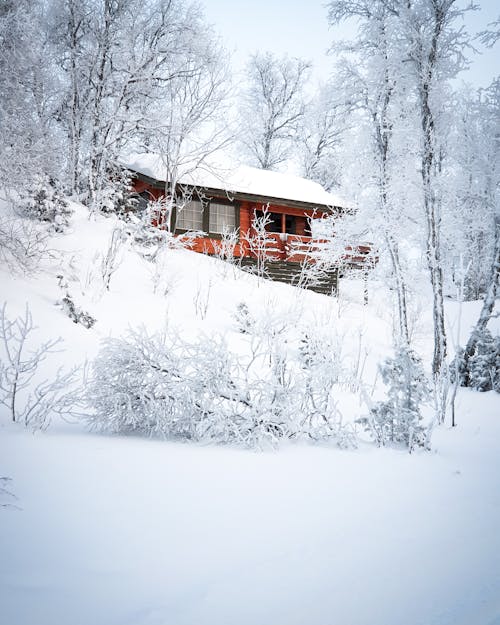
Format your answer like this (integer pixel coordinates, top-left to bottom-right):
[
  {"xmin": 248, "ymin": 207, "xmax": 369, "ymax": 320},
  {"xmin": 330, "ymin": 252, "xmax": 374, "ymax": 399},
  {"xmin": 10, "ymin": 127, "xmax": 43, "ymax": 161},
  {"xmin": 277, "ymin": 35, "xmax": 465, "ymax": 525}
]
[{"xmin": 121, "ymin": 153, "xmax": 348, "ymax": 209}]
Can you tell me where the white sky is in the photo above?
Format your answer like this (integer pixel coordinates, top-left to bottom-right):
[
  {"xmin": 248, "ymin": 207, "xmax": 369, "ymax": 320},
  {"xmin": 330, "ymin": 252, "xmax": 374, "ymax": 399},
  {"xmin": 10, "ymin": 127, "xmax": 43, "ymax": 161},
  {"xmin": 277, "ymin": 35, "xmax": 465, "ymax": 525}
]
[{"xmin": 202, "ymin": 0, "xmax": 499, "ymax": 88}]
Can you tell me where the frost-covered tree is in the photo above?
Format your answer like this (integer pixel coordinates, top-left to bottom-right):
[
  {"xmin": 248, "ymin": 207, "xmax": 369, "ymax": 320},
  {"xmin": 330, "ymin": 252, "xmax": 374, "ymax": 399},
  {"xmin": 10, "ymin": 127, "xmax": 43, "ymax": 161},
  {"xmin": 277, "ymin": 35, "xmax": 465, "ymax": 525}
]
[
  {"xmin": 239, "ymin": 52, "xmax": 311, "ymax": 170},
  {"xmin": 328, "ymin": 0, "xmax": 477, "ymax": 424},
  {"xmin": 459, "ymin": 209, "xmax": 500, "ymax": 391},
  {"xmin": 21, "ymin": 176, "xmax": 73, "ymax": 233},
  {"xmin": 0, "ymin": 304, "xmax": 79, "ymax": 429},
  {"xmin": 47, "ymin": 0, "xmax": 231, "ymax": 208},
  {"xmin": 443, "ymin": 82, "xmax": 499, "ymax": 300},
  {"xmin": 358, "ymin": 346, "xmax": 430, "ymax": 451},
  {"xmin": 400, "ymin": 0, "xmax": 475, "ymax": 382},
  {"xmin": 86, "ymin": 320, "xmax": 356, "ymax": 449},
  {"xmin": 138, "ymin": 24, "xmax": 232, "ymax": 230},
  {"xmin": 297, "ymin": 83, "xmax": 347, "ymax": 191},
  {"xmin": 454, "ymin": 330, "xmax": 500, "ymax": 393},
  {"xmin": 327, "ymin": 0, "xmax": 415, "ymax": 346},
  {"xmin": 0, "ymin": 0, "xmax": 64, "ymax": 190}
]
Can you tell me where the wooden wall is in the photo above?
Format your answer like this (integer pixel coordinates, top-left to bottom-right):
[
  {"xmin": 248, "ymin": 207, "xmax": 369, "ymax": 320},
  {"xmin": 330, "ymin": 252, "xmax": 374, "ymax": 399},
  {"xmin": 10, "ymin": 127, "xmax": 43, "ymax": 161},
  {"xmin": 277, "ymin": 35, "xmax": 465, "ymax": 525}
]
[{"xmin": 131, "ymin": 178, "xmax": 326, "ymax": 259}]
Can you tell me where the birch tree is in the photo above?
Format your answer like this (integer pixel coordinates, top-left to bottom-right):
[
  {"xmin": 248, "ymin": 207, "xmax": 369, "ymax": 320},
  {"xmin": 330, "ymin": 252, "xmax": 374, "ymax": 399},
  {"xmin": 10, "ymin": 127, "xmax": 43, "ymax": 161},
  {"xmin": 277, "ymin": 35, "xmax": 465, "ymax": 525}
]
[
  {"xmin": 297, "ymin": 83, "xmax": 348, "ymax": 191},
  {"xmin": 443, "ymin": 84, "xmax": 499, "ymax": 299},
  {"xmin": 459, "ymin": 78, "xmax": 500, "ymax": 386},
  {"xmin": 239, "ymin": 52, "xmax": 311, "ymax": 170},
  {"xmin": 0, "ymin": 0, "xmax": 63, "ymax": 190},
  {"xmin": 52, "ymin": 0, "xmax": 230, "ymax": 208},
  {"xmin": 52, "ymin": 0, "xmax": 93, "ymax": 194},
  {"xmin": 138, "ymin": 26, "xmax": 232, "ymax": 230},
  {"xmin": 328, "ymin": 0, "xmax": 414, "ymax": 346}
]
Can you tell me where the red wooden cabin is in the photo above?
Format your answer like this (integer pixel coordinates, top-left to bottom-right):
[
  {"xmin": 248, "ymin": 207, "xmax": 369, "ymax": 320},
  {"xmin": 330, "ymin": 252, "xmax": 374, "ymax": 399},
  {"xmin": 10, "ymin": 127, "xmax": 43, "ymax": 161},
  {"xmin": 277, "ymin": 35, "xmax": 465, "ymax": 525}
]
[{"xmin": 123, "ymin": 154, "xmax": 373, "ymax": 269}]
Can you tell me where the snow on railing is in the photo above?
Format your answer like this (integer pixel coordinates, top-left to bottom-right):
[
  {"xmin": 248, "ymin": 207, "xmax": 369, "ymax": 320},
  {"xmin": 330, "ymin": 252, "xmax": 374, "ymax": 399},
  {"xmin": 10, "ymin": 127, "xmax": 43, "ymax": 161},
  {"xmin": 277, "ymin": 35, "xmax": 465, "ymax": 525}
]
[{"xmin": 248, "ymin": 232, "xmax": 377, "ymax": 267}]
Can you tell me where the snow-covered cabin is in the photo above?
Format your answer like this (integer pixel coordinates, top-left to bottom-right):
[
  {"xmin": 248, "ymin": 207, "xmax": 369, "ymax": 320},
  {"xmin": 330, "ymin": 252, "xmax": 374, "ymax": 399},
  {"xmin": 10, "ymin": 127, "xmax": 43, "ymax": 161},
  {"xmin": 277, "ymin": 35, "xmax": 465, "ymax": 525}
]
[{"xmin": 122, "ymin": 154, "xmax": 352, "ymax": 266}]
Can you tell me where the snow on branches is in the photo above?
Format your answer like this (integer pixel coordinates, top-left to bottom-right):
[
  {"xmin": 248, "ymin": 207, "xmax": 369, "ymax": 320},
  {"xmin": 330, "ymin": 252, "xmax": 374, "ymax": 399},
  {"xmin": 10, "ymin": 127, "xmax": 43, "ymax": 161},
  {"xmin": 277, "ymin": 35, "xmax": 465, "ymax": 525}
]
[
  {"xmin": 85, "ymin": 316, "xmax": 356, "ymax": 450},
  {"xmin": 0, "ymin": 304, "xmax": 80, "ymax": 429}
]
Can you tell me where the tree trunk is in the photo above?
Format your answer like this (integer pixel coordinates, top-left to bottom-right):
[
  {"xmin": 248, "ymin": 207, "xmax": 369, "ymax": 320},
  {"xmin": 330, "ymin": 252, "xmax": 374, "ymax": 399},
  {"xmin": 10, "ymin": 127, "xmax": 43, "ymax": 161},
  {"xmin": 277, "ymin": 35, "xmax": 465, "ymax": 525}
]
[{"xmin": 461, "ymin": 222, "xmax": 500, "ymax": 384}]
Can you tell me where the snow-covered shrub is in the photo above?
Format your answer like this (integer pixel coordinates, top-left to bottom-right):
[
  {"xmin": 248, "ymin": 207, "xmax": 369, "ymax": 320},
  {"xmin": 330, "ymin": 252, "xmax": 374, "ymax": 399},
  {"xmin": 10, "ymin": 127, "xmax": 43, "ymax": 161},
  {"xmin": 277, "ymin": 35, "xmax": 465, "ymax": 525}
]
[
  {"xmin": 243, "ymin": 207, "xmax": 274, "ymax": 281},
  {"xmin": 213, "ymin": 228, "xmax": 239, "ymax": 264},
  {"xmin": 0, "ymin": 214, "xmax": 48, "ymax": 274},
  {"xmin": 213, "ymin": 228, "xmax": 241, "ymax": 279},
  {"xmin": 193, "ymin": 279, "xmax": 212, "ymax": 320},
  {"xmin": 149, "ymin": 247, "xmax": 179, "ymax": 297},
  {"xmin": 86, "ymin": 328, "xmax": 267, "ymax": 445},
  {"xmin": 21, "ymin": 176, "xmax": 72, "ymax": 232},
  {"xmin": 453, "ymin": 330, "xmax": 500, "ymax": 393},
  {"xmin": 60, "ymin": 294, "xmax": 96, "ymax": 329},
  {"xmin": 127, "ymin": 198, "xmax": 200, "ymax": 262},
  {"xmin": 340, "ymin": 329, "xmax": 369, "ymax": 393},
  {"xmin": 100, "ymin": 226, "xmax": 127, "ymax": 291},
  {"xmin": 0, "ymin": 303, "xmax": 80, "ymax": 429},
  {"xmin": 296, "ymin": 332, "xmax": 355, "ymax": 447},
  {"xmin": 86, "ymin": 328, "xmax": 199, "ymax": 438},
  {"xmin": 87, "ymin": 316, "xmax": 361, "ymax": 450},
  {"xmin": 233, "ymin": 302, "xmax": 256, "ymax": 334},
  {"xmin": 358, "ymin": 346, "xmax": 430, "ymax": 451},
  {"xmin": 85, "ymin": 327, "xmax": 301, "ymax": 449},
  {"xmin": 87, "ymin": 329, "xmax": 215, "ymax": 440},
  {"xmin": 98, "ymin": 166, "xmax": 138, "ymax": 217}
]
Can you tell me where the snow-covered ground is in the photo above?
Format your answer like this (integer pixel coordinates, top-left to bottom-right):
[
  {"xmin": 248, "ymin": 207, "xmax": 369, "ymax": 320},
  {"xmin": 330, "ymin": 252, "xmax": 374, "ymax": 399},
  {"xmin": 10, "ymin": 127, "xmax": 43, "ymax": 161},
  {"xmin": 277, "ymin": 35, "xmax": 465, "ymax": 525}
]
[{"xmin": 1, "ymin": 204, "xmax": 499, "ymax": 624}]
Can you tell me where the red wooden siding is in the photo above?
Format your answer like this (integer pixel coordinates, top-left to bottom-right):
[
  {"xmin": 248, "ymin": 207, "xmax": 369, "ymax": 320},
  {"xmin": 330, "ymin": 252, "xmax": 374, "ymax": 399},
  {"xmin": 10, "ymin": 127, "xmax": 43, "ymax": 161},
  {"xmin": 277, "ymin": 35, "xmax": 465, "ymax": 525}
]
[{"xmin": 130, "ymin": 176, "xmax": 375, "ymax": 266}]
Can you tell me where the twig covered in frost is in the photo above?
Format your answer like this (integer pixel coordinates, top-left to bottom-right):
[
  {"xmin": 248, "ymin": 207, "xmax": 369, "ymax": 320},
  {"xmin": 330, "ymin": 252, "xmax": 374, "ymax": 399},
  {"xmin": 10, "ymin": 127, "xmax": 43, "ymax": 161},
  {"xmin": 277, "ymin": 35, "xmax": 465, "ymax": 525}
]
[
  {"xmin": 193, "ymin": 279, "xmax": 212, "ymax": 320},
  {"xmin": 0, "ymin": 303, "xmax": 80, "ymax": 429},
  {"xmin": 243, "ymin": 206, "xmax": 274, "ymax": 282},
  {"xmin": 357, "ymin": 346, "xmax": 431, "ymax": 452},
  {"xmin": 0, "ymin": 477, "xmax": 20, "ymax": 510},
  {"xmin": 85, "ymin": 319, "xmax": 357, "ymax": 450},
  {"xmin": 100, "ymin": 226, "xmax": 126, "ymax": 291},
  {"xmin": 213, "ymin": 228, "xmax": 241, "ymax": 278},
  {"xmin": 0, "ymin": 215, "xmax": 49, "ymax": 275}
]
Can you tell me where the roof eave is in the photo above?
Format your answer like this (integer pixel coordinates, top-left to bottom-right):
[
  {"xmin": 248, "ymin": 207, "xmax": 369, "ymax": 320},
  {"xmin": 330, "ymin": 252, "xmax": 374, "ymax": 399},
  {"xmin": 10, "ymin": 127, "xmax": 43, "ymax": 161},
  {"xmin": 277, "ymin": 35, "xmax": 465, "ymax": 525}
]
[{"xmin": 128, "ymin": 169, "xmax": 348, "ymax": 215}]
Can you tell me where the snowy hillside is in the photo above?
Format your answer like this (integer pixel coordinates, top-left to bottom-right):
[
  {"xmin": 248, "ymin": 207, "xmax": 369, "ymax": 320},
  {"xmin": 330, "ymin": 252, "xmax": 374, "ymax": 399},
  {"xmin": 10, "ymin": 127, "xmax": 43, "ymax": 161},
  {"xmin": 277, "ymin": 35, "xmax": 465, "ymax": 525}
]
[{"xmin": 1, "ymin": 203, "xmax": 500, "ymax": 625}]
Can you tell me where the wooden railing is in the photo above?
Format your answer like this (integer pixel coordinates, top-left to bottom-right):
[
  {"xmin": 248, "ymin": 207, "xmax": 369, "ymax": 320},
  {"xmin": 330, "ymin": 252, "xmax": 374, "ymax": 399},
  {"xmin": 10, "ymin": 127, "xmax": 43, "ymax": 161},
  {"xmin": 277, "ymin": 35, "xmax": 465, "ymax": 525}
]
[{"xmin": 249, "ymin": 233, "xmax": 377, "ymax": 267}]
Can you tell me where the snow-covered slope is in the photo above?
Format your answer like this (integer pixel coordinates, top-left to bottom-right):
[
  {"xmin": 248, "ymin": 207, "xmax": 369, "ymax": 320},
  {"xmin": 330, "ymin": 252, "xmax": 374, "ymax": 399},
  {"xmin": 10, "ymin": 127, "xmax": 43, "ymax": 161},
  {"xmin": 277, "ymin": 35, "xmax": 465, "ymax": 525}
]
[{"xmin": 1, "ymin": 203, "xmax": 499, "ymax": 625}]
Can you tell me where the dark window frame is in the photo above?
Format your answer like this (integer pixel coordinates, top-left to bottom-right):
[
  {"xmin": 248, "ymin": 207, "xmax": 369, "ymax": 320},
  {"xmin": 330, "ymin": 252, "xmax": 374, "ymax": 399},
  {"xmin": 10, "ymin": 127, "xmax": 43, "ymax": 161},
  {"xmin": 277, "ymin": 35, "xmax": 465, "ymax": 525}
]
[{"xmin": 173, "ymin": 196, "xmax": 240, "ymax": 240}]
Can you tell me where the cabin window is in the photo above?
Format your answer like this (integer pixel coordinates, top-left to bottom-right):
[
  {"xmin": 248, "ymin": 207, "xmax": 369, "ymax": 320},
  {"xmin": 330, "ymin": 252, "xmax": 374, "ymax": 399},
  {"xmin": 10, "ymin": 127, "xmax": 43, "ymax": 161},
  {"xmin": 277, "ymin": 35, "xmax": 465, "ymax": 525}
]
[
  {"xmin": 267, "ymin": 212, "xmax": 282, "ymax": 233},
  {"xmin": 285, "ymin": 215, "xmax": 296, "ymax": 235},
  {"xmin": 209, "ymin": 202, "xmax": 236, "ymax": 234},
  {"xmin": 255, "ymin": 210, "xmax": 298, "ymax": 235},
  {"xmin": 255, "ymin": 210, "xmax": 281, "ymax": 233},
  {"xmin": 176, "ymin": 199, "xmax": 203, "ymax": 230}
]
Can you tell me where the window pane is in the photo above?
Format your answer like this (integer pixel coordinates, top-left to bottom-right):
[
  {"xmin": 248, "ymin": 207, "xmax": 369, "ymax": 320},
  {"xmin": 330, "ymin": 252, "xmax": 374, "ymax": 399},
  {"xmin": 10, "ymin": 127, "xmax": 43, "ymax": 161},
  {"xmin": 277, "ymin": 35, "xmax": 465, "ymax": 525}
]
[
  {"xmin": 176, "ymin": 200, "xmax": 203, "ymax": 230},
  {"xmin": 209, "ymin": 202, "xmax": 236, "ymax": 234}
]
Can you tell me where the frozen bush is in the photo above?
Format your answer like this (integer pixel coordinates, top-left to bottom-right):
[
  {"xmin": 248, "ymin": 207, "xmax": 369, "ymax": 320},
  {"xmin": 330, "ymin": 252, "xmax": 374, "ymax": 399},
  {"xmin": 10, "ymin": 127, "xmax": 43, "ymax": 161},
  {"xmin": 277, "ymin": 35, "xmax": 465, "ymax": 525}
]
[
  {"xmin": 21, "ymin": 176, "xmax": 72, "ymax": 232},
  {"xmin": 86, "ymin": 321, "xmax": 357, "ymax": 450},
  {"xmin": 100, "ymin": 226, "xmax": 127, "ymax": 291},
  {"xmin": 233, "ymin": 302, "xmax": 256, "ymax": 334},
  {"xmin": 60, "ymin": 293, "xmax": 96, "ymax": 329},
  {"xmin": 297, "ymin": 332, "xmax": 355, "ymax": 447},
  {"xmin": 0, "ymin": 214, "xmax": 48, "ymax": 274},
  {"xmin": 127, "ymin": 198, "xmax": 200, "ymax": 262},
  {"xmin": 0, "ymin": 303, "xmax": 80, "ymax": 429},
  {"xmin": 453, "ymin": 330, "xmax": 500, "ymax": 393},
  {"xmin": 87, "ymin": 329, "xmax": 239, "ymax": 438},
  {"xmin": 85, "ymin": 327, "xmax": 287, "ymax": 447},
  {"xmin": 86, "ymin": 328, "xmax": 195, "ymax": 438},
  {"xmin": 358, "ymin": 346, "xmax": 430, "ymax": 451},
  {"xmin": 98, "ymin": 166, "xmax": 139, "ymax": 217}
]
